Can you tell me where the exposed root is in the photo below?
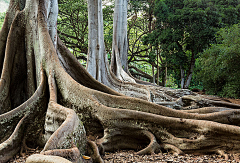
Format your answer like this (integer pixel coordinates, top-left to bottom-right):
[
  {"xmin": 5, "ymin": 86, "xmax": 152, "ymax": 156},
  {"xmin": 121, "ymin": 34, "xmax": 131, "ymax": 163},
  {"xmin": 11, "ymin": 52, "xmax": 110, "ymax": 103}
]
[
  {"xmin": 48, "ymin": 70, "xmax": 57, "ymax": 102},
  {"xmin": 41, "ymin": 146, "xmax": 81, "ymax": 162},
  {"xmin": 216, "ymin": 149, "xmax": 229, "ymax": 160},
  {"xmin": 0, "ymin": 68, "xmax": 47, "ymax": 162},
  {"xmin": 26, "ymin": 154, "xmax": 72, "ymax": 163},
  {"xmin": 57, "ymin": 37, "xmax": 122, "ymax": 97},
  {"xmin": 136, "ymin": 130, "xmax": 161, "ymax": 155},
  {"xmin": 93, "ymin": 105, "xmax": 240, "ymax": 153},
  {"xmin": 87, "ymin": 140, "xmax": 104, "ymax": 163},
  {"xmin": 20, "ymin": 137, "xmax": 34, "ymax": 157},
  {"xmin": 42, "ymin": 102, "xmax": 86, "ymax": 154},
  {"xmin": 160, "ymin": 144, "xmax": 185, "ymax": 156},
  {"xmin": 233, "ymin": 153, "xmax": 240, "ymax": 162},
  {"xmin": 20, "ymin": 136, "xmax": 39, "ymax": 157},
  {"xmin": 0, "ymin": 10, "xmax": 24, "ymax": 113},
  {"xmin": 0, "ymin": 68, "xmax": 46, "ymax": 141},
  {"xmin": 180, "ymin": 95, "xmax": 240, "ymax": 110},
  {"xmin": 182, "ymin": 107, "xmax": 232, "ymax": 114},
  {"xmin": 0, "ymin": 116, "xmax": 26, "ymax": 162}
]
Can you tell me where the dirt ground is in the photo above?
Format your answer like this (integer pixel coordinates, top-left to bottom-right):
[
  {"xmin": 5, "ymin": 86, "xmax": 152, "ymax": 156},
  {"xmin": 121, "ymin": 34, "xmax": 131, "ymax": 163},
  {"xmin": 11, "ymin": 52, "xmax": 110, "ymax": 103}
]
[
  {"xmin": 103, "ymin": 150, "xmax": 240, "ymax": 163},
  {"xmin": 8, "ymin": 149, "xmax": 240, "ymax": 163},
  {"xmin": 7, "ymin": 97, "xmax": 240, "ymax": 163},
  {"xmin": 228, "ymin": 98, "xmax": 240, "ymax": 105}
]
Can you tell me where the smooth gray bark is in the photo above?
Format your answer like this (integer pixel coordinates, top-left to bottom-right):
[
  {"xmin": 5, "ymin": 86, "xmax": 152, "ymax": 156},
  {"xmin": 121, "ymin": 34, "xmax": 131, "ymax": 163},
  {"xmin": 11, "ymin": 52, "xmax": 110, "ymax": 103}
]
[
  {"xmin": 111, "ymin": 0, "xmax": 135, "ymax": 83},
  {"xmin": 86, "ymin": 0, "xmax": 107, "ymax": 83}
]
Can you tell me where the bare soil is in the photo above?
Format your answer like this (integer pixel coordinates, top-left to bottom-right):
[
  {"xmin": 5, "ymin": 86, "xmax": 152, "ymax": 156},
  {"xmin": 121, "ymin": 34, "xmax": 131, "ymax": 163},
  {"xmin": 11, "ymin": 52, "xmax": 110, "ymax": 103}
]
[
  {"xmin": 8, "ymin": 149, "xmax": 240, "ymax": 163},
  {"xmin": 103, "ymin": 150, "xmax": 240, "ymax": 163}
]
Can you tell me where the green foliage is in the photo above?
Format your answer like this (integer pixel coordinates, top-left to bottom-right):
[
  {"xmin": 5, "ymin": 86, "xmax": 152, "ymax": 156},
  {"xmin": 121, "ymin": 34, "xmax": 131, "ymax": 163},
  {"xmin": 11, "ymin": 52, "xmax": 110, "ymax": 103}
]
[
  {"xmin": 58, "ymin": 0, "xmax": 114, "ymax": 65},
  {"xmin": 0, "ymin": 12, "xmax": 5, "ymax": 30},
  {"xmin": 148, "ymin": 51, "xmax": 156, "ymax": 63},
  {"xmin": 127, "ymin": 0, "xmax": 161, "ymax": 82},
  {"xmin": 199, "ymin": 24, "xmax": 240, "ymax": 98},
  {"xmin": 166, "ymin": 74, "xmax": 178, "ymax": 88},
  {"xmin": 143, "ymin": 0, "xmax": 240, "ymax": 88},
  {"xmin": 102, "ymin": 2, "xmax": 114, "ymax": 54},
  {"xmin": 2, "ymin": 0, "xmax": 10, "ymax": 3},
  {"xmin": 58, "ymin": 0, "xmax": 88, "ymax": 65}
]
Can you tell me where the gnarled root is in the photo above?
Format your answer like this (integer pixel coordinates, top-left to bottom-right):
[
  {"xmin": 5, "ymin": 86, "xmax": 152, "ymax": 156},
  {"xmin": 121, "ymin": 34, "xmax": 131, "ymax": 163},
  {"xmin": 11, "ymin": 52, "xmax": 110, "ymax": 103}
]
[
  {"xmin": 0, "ymin": 68, "xmax": 47, "ymax": 163},
  {"xmin": 87, "ymin": 140, "xmax": 104, "ymax": 163},
  {"xmin": 160, "ymin": 143, "xmax": 185, "ymax": 156},
  {"xmin": 216, "ymin": 150, "xmax": 229, "ymax": 160},
  {"xmin": 182, "ymin": 107, "xmax": 232, "ymax": 114},
  {"xmin": 26, "ymin": 154, "xmax": 72, "ymax": 163},
  {"xmin": 136, "ymin": 130, "xmax": 161, "ymax": 155},
  {"xmin": 41, "ymin": 102, "xmax": 86, "ymax": 162},
  {"xmin": 20, "ymin": 137, "xmax": 38, "ymax": 157},
  {"xmin": 41, "ymin": 147, "xmax": 81, "ymax": 163},
  {"xmin": 0, "ymin": 116, "xmax": 26, "ymax": 162}
]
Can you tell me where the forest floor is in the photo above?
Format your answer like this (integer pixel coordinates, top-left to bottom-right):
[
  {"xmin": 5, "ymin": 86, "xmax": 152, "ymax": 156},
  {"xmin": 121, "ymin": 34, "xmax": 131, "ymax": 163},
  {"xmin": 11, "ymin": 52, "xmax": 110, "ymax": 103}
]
[
  {"xmin": 8, "ymin": 148, "xmax": 240, "ymax": 163},
  {"xmin": 8, "ymin": 97, "xmax": 240, "ymax": 163}
]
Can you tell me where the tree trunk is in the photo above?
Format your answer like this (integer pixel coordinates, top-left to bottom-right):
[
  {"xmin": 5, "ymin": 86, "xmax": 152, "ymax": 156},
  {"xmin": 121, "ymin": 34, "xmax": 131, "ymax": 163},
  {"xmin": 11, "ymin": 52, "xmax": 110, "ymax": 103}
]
[
  {"xmin": 85, "ymin": 0, "xmax": 153, "ymax": 101},
  {"xmin": 111, "ymin": 0, "xmax": 135, "ymax": 83},
  {"xmin": 184, "ymin": 53, "xmax": 195, "ymax": 89},
  {"xmin": 157, "ymin": 50, "xmax": 159, "ymax": 85},
  {"xmin": 180, "ymin": 65, "xmax": 185, "ymax": 89},
  {"xmin": 85, "ymin": 0, "xmax": 173, "ymax": 102},
  {"xmin": 1, "ymin": 1, "xmax": 240, "ymax": 163},
  {"xmin": 86, "ymin": 0, "xmax": 106, "ymax": 83},
  {"xmin": 165, "ymin": 64, "xmax": 167, "ymax": 86},
  {"xmin": 152, "ymin": 63, "xmax": 155, "ymax": 84}
]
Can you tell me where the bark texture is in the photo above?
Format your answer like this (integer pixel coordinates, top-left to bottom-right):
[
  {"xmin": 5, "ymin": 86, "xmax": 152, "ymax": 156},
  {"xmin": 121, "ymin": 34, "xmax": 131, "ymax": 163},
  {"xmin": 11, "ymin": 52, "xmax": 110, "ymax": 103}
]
[
  {"xmin": 86, "ymin": 0, "xmax": 187, "ymax": 103},
  {"xmin": 1, "ymin": 1, "xmax": 240, "ymax": 163}
]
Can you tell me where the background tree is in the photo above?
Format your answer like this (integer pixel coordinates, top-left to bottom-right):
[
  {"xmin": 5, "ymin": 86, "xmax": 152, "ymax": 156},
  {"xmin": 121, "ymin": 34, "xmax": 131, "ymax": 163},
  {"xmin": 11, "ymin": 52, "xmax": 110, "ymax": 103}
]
[
  {"xmin": 144, "ymin": 0, "xmax": 240, "ymax": 89},
  {"xmin": 57, "ymin": 0, "xmax": 115, "ymax": 66},
  {"xmin": 199, "ymin": 24, "xmax": 240, "ymax": 98},
  {"xmin": 58, "ymin": 0, "xmax": 88, "ymax": 65},
  {"xmin": 127, "ymin": 0, "xmax": 162, "ymax": 84},
  {"xmin": 0, "ymin": 13, "xmax": 6, "ymax": 29}
]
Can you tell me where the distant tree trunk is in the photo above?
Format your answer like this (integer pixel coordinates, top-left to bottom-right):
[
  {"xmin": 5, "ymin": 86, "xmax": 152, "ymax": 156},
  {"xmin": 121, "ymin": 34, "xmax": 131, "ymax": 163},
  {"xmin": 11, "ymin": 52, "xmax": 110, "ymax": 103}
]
[
  {"xmin": 165, "ymin": 64, "xmax": 167, "ymax": 86},
  {"xmin": 152, "ymin": 63, "xmax": 155, "ymax": 84},
  {"xmin": 184, "ymin": 52, "xmax": 195, "ymax": 89},
  {"xmin": 86, "ymin": 0, "xmax": 107, "ymax": 83},
  {"xmin": 86, "ymin": 0, "xmax": 152, "ymax": 101},
  {"xmin": 180, "ymin": 65, "xmax": 185, "ymax": 89},
  {"xmin": 111, "ymin": 0, "xmax": 135, "ymax": 83}
]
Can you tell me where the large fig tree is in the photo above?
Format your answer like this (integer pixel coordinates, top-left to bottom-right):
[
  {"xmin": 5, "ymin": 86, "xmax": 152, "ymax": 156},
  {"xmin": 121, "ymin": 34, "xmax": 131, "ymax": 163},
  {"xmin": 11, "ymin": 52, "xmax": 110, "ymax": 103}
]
[{"xmin": 1, "ymin": 0, "xmax": 240, "ymax": 163}]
